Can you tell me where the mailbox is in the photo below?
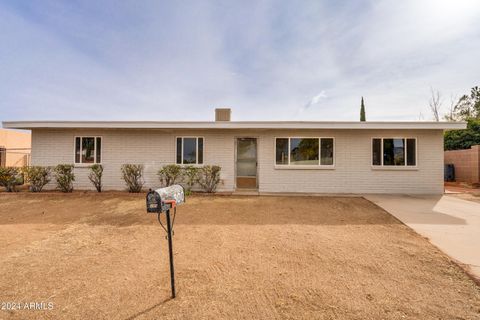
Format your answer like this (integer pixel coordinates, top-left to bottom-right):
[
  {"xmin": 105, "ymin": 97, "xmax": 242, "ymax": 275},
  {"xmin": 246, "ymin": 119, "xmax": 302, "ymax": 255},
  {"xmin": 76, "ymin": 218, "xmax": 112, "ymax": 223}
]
[
  {"xmin": 145, "ymin": 184, "xmax": 185, "ymax": 299},
  {"xmin": 146, "ymin": 184, "xmax": 185, "ymax": 213}
]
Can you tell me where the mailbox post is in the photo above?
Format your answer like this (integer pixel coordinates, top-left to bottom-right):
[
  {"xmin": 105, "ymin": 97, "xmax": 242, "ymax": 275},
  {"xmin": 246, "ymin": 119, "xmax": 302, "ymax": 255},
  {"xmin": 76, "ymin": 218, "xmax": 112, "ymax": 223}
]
[
  {"xmin": 146, "ymin": 185, "xmax": 185, "ymax": 299},
  {"xmin": 165, "ymin": 208, "xmax": 175, "ymax": 298}
]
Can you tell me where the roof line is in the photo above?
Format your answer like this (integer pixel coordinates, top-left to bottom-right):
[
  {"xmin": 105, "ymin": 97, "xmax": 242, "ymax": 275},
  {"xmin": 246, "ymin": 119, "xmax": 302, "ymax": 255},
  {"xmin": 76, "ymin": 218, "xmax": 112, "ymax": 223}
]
[{"xmin": 2, "ymin": 120, "xmax": 467, "ymax": 130}]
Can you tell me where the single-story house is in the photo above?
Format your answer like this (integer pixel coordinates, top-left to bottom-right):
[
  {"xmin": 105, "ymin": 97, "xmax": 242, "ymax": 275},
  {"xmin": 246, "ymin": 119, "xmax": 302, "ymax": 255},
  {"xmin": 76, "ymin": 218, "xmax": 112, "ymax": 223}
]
[{"xmin": 2, "ymin": 109, "xmax": 466, "ymax": 194}]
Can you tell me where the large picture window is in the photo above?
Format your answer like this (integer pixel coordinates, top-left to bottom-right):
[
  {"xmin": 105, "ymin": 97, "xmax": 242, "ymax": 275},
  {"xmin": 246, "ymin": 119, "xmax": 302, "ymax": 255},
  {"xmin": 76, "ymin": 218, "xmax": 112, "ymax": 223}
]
[
  {"xmin": 75, "ymin": 137, "xmax": 102, "ymax": 164},
  {"xmin": 176, "ymin": 137, "xmax": 204, "ymax": 165},
  {"xmin": 372, "ymin": 138, "xmax": 416, "ymax": 167},
  {"xmin": 275, "ymin": 137, "xmax": 334, "ymax": 167}
]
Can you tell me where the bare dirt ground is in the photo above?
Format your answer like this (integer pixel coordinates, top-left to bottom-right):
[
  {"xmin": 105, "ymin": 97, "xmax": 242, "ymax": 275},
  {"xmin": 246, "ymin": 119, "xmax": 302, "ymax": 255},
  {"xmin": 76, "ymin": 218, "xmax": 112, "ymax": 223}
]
[
  {"xmin": 445, "ymin": 182, "xmax": 480, "ymax": 204},
  {"xmin": 447, "ymin": 191, "xmax": 480, "ymax": 204},
  {"xmin": 450, "ymin": 193, "xmax": 480, "ymax": 204},
  {"xmin": 0, "ymin": 193, "xmax": 479, "ymax": 319}
]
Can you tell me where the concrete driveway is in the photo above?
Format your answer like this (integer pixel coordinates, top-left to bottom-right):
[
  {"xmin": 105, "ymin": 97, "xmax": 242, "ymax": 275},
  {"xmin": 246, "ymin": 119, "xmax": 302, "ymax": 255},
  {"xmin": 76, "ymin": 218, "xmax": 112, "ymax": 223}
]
[{"xmin": 365, "ymin": 194, "xmax": 480, "ymax": 280}]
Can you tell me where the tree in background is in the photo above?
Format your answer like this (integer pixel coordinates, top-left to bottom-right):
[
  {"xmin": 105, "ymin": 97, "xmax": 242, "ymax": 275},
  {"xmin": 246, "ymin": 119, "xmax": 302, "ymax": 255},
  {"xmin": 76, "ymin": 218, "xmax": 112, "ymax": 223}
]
[
  {"xmin": 443, "ymin": 85, "xmax": 480, "ymax": 150},
  {"xmin": 444, "ymin": 95, "xmax": 458, "ymax": 122},
  {"xmin": 447, "ymin": 86, "xmax": 480, "ymax": 121},
  {"xmin": 444, "ymin": 119, "xmax": 480, "ymax": 150},
  {"xmin": 360, "ymin": 97, "xmax": 366, "ymax": 121}
]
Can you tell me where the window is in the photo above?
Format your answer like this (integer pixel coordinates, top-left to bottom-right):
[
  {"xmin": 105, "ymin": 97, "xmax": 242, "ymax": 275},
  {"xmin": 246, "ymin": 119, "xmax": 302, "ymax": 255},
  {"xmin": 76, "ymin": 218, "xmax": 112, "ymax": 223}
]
[
  {"xmin": 275, "ymin": 138, "xmax": 288, "ymax": 165},
  {"xmin": 75, "ymin": 137, "xmax": 102, "ymax": 164},
  {"xmin": 372, "ymin": 139, "xmax": 381, "ymax": 166},
  {"xmin": 372, "ymin": 138, "xmax": 416, "ymax": 167},
  {"xmin": 275, "ymin": 137, "xmax": 334, "ymax": 167},
  {"xmin": 407, "ymin": 138, "xmax": 416, "ymax": 166},
  {"xmin": 290, "ymin": 138, "xmax": 319, "ymax": 165},
  {"xmin": 321, "ymin": 138, "xmax": 334, "ymax": 165},
  {"xmin": 384, "ymin": 139, "xmax": 405, "ymax": 166},
  {"xmin": 176, "ymin": 137, "xmax": 204, "ymax": 165}
]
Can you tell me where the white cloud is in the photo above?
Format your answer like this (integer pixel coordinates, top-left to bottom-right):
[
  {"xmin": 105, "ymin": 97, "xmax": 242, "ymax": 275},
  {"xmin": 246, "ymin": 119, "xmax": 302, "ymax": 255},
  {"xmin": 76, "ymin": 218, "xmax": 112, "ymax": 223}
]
[
  {"xmin": 309, "ymin": 91, "xmax": 327, "ymax": 106},
  {"xmin": 297, "ymin": 91, "xmax": 328, "ymax": 116}
]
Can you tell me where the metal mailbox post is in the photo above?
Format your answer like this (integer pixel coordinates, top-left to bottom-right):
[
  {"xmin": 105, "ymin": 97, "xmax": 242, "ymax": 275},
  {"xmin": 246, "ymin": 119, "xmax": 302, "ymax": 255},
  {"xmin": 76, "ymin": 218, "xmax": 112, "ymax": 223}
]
[{"xmin": 146, "ymin": 184, "xmax": 185, "ymax": 299}]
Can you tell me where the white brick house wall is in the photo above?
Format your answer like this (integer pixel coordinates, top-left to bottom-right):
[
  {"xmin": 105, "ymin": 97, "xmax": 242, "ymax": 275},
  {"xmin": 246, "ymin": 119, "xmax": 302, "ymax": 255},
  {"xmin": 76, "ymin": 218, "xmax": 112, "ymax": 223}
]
[{"xmin": 31, "ymin": 128, "xmax": 444, "ymax": 194}]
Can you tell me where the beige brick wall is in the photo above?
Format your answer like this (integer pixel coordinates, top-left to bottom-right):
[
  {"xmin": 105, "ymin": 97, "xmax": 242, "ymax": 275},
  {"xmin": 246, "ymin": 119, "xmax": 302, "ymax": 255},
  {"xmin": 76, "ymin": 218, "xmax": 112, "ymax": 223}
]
[
  {"xmin": 31, "ymin": 128, "xmax": 444, "ymax": 194},
  {"xmin": 444, "ymin": 145, "xmax": 480, "ymax": 184}
]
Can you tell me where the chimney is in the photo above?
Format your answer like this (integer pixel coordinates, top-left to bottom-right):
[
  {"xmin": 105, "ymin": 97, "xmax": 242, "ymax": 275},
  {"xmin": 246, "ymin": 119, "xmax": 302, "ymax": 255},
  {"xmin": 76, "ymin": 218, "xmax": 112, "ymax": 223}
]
[{"xmin": 215, "ymin": 108, "xmax": 231, "ymax": 121}]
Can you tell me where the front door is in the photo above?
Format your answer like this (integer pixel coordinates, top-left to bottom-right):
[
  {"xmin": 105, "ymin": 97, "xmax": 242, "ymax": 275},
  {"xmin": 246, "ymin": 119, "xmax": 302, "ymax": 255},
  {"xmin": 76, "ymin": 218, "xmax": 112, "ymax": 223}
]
[{"xmin": 236, "ymin": 138, "xmax": 257, "ymax": 189}]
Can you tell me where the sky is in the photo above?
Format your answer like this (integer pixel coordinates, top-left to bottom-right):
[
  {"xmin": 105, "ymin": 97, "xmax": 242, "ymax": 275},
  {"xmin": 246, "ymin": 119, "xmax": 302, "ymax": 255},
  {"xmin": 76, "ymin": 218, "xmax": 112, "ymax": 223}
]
[{"xmin": 1, "ymin": 0, "xmax": 480, "ymax": 123}]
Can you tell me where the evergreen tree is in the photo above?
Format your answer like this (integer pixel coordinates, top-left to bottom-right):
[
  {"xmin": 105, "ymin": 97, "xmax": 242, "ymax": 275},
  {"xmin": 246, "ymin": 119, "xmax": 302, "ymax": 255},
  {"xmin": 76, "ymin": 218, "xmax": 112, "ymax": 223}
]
[{"xmin": 360, "ymin": 97, "xmax": 366, "ymax": 121}]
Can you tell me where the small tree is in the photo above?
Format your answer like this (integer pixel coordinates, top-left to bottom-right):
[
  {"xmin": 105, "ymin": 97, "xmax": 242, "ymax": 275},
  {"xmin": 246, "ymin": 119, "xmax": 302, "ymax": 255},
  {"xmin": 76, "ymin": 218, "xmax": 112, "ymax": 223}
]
[
  {"xmin": 197, "ymin": 165, "xmax": 221, "ymax": 193},
  {"xmin": 182, "ymin": 165, "xmax": 199, "ymax": 193},
  {"xmin": 360, "ymin": 97, "xmax": 366, "ymax": 121},
  {"xmin": 54, "ymin": 164, "xmax": 75, "ymax": 192},
  {"xmin": 121, "ymin": 164, "xmax": 144, "ymax": 193},
  {"xmin": 0, "ymin": 167, "xmax": 22, "ymax": 192},
  {"xmin": 23, "ymin": 166, "xmax": 51, "ymax": 192},
  {"xmin": 88, "ymin": 164, "xmax": 103, "ymax": 192},
  {"xmin": 158, "ymin": 164, "xmax": 182, "ymax": 187}
]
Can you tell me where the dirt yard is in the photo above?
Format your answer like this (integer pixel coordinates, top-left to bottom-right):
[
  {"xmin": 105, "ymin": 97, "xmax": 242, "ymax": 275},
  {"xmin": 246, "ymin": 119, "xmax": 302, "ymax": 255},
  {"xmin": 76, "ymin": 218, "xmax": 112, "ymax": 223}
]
[
  {"xmin": 445, "ymin": 182, "xmax": 480, "ymax": 204},
  {"xmin": 448, "ymin": 191, "xmax": 480, "ymax": 204},
  {"xmin": 0, "ymin": 193, "xmax": 479, "ymax": 319}
]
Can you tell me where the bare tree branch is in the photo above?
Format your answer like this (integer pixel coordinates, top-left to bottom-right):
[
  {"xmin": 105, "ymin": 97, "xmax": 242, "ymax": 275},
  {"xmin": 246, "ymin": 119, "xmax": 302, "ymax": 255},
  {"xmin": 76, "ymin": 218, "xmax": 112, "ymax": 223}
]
[
  {"xmin": 444, "ymin": 94, "xmax": 458, "ymax": 121},
  {"xmin": 429, "ymin": 87, "xmax": 442, "ymax": 121}
]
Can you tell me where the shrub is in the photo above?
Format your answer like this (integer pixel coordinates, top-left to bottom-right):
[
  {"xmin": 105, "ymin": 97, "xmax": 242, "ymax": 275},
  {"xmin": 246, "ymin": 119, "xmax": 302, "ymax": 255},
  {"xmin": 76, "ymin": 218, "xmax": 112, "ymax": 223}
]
[
  {"xmin": 158, "ymin": 164, "xmax": 182, "ymax": 187},
  {"xmin": 0, "ymin": 167, "xmax": 22, "ymax": 192},
  {"xmin": 23, "ymin": 166, "xmax": 51, "ymax": 192},
  {"xmin": 88, "ymin": 164, "xmax": 103, "ymax": 192},
  {"xmin": 182, "ymin": 165, "xmax": 199, "ymax": 193},
  {"xmin": 54, "ymin": 164, "xmax": 75, "ymax": 193},
  {"xmin": 444, "ymin": 119, "xmax": 480, "ymax": 150},
  {"xmin": 197, "ymin": 165, "xmax": 221, "ymax": 193},
  {"xmin": 121, "ymin": 164, "xmax": 144, "ymax": 193}
]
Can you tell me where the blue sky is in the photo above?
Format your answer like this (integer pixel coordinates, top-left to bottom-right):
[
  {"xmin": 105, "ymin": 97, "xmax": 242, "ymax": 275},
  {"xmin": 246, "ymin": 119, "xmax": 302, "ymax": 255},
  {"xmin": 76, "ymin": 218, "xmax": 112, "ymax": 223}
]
[{"xmin": 1, "ymin": 0, "xmax": 479, "ymax": 122}]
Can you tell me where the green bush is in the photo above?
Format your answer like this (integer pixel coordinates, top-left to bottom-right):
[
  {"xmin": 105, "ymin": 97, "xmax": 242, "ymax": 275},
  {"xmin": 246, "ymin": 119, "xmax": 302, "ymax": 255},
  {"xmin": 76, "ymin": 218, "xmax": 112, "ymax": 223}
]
[
  {"xmin": 197, "ymin": 165, "xmax": 221, "ymax": 193},
  {"xmin": 121, "ymin": 164, "xmax": 144, "ymax": 193},
  {"xmin": 182, "ymin": 165, "xmax": 199, "ymax": 193},
  {"xmin": 23, "ymin": 166, "xmax": 51, "ymax": 192},
  {"xmin": 158, "ymin": 164, "xmax": 182, "ymax": 187},
  {"xmin": 444, "ymin": 119, "xmax": 480, "ymax": 150},
  {"xmin": 0, "ymin": 167, "xmax": 22, "ymax": 192},
  {"xmin": 54, "ymin": 164, "xmax": 75, "ymax": 193},
  {"xmin": 88, "ymin": 164, "xmax": 103, "ymax": 192}
]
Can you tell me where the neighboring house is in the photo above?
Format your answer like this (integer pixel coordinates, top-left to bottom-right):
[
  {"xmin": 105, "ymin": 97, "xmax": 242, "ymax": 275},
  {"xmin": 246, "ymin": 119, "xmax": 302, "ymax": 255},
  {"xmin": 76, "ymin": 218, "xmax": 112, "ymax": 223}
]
[
  {"xmin": 444, "ymin": 145, "xmax": 480, "ymax": 185},
  {"xmin": 0, "ymin": 128, "xmax": 31, "ymax": 167},
  {"xmin": 2, "ymin": 109, "xmax": 466, "ymax": 194}
]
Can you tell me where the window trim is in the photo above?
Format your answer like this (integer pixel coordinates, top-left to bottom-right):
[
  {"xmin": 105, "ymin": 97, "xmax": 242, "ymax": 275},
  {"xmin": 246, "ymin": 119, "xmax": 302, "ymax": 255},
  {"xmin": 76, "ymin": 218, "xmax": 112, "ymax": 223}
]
[
  {"xmin": 74, "ymin": 136, "xmax": 102, "ymax": 165},
  {"xmin": 274, "ymin": 137, "xmax": 335, "ymax": 169},
  {"xmin": 371, "ymin": 137, "xmax": 418, "ymax": 169},
  {"xmin": 175, "ymin": 136, "xmax": 204, "ymax": 165}
]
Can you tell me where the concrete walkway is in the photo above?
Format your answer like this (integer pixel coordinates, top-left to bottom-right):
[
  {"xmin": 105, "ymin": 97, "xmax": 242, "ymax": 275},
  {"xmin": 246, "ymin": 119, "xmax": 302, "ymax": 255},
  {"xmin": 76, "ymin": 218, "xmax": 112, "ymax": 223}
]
[{"xmin": 364, "ymin": 194, "xmax": 480, "ymax": 280}]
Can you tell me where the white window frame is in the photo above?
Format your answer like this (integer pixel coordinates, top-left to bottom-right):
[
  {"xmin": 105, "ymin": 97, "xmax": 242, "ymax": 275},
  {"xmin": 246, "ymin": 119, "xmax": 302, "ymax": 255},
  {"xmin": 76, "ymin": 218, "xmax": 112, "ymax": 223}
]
[
  {"xmin": 74, "ymin": 136, "xmax": 102, "ymax": 165},
  {"xmin": 371, "ymin": 137, "xmax": 418, "ymax": 168},
  {"xmin": 274, "ymin": 137, "xmax": 335, "ymax": 169},
  {"xmin": 175, "ymin": 136, "xmax": 204, "ymax": 165}
]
